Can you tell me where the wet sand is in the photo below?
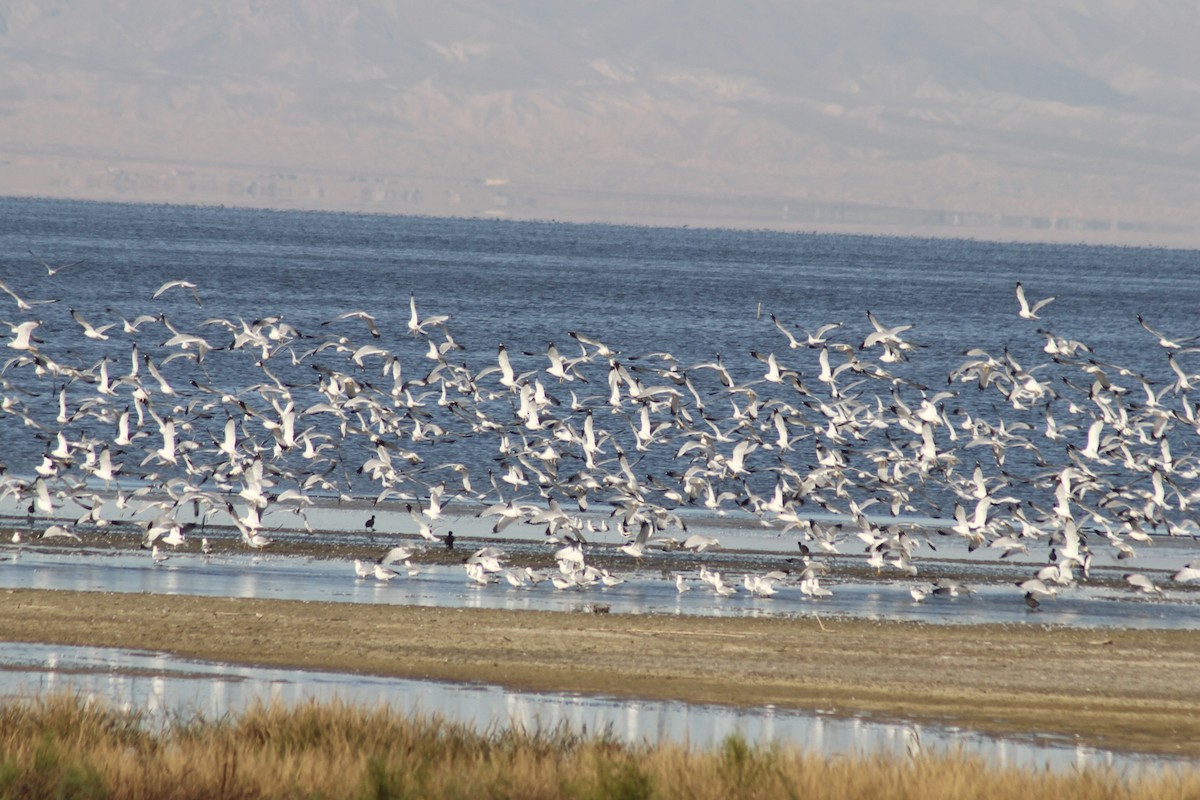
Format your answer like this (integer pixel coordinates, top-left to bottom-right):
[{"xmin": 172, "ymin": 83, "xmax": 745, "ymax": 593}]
[{"xmin": 3, "ymin": 586, "xmax": 1199, "ymax": 758}]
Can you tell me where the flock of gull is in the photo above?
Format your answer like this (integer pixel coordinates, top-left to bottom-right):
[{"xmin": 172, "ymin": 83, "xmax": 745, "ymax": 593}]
[{"xmin": 1, "ymin": 261, "xmax": 1199, "ymax": 610}]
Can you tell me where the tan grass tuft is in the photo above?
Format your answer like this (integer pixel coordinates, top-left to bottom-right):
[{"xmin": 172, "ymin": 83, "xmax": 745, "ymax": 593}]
[{"xmin": 0, "ymin": 693, "xmax": 1198, "ymax": 800}]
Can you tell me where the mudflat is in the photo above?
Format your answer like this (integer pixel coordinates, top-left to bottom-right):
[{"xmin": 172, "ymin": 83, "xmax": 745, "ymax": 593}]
[{"xmin": 2, "ymin": 587, "xmax": 1198, "ymax": 758}]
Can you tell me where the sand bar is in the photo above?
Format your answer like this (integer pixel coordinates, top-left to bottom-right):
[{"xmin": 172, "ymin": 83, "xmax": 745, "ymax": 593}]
[{"xmin": 2, "ymin": 587, "xmax": 1199, "ymax": 758}]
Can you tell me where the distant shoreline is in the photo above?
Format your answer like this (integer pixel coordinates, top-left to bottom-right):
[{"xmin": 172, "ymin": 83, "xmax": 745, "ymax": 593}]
[{"xmin": 3, "ymin": 193, "xmax": 1197, "ymax": 252}]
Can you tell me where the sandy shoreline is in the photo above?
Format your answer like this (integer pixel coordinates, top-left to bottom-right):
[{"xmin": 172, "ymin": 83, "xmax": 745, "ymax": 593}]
[{"xmin": 2, "ymin": 587, "xmax": 1199, "ymax": 759}]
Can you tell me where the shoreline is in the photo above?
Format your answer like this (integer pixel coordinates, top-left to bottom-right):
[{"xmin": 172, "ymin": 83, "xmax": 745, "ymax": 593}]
[
  {"xmin": 6, "ymin": 530, "xmax": 1196, "ymax": 598},
  {"xmin": 3, "ymin": 587, "xmax": 1199, "ymax": 759}
]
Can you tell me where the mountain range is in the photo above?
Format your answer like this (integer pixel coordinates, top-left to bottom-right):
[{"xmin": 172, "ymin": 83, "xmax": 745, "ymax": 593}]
[{"xmin": 2, "ymin": 1, "xmax": 1198, "ymax": 245}]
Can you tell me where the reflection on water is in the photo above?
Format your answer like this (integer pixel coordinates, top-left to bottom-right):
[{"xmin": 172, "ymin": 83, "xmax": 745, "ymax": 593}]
[
  {"xmin": 0, "ymin": 642, "xmax": 1174, "ymax": 775},
  {"xmin": 2, "ymin": 546, "xmax": 1198, "ymax": 629}
]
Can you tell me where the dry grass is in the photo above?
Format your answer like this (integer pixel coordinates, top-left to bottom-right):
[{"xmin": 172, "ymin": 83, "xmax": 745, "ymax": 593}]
[{"xmin": 1, "ymin": 694, "xmax": 1198, "ymax": 800}]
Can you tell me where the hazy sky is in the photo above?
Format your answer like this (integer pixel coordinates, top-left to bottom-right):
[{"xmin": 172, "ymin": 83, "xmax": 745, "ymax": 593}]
[{"xmin": 2, "ymin": 1, "xmax": 1199, "ymax": 246}]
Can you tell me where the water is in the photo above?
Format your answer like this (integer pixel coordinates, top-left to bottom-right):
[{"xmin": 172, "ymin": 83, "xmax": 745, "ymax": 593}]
[
  {"xmin": 6, "ymin": 199, "xmax": 1196, "ymax": 377},
  {"xmin": 3, "ymin": 197, "xmax": 1200, "ymax": 765},
  {"xmin": 2, "ymin": 194, "xmax": 1200, "ymax": 602},
  {"xmin": 2, "ymin": 197, "xmax": 1197, "ymax": 508},
  {"xmin": 3, "ymin": 536, "xmax": 1199, "ymax": 629},
  {"xmin": 0, "ymin": 642, "xmax": 1182, "ymax": 774}
]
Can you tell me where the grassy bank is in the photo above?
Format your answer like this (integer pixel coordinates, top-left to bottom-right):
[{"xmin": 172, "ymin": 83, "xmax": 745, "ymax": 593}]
[{"xmin": 1, "ymin": 694, "xmax": 1197, "ymax": 800}]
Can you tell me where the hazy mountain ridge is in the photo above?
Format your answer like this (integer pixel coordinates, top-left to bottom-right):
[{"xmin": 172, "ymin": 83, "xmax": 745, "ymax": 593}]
[{"xmin": 3, "ymin": 1, "xmax": 1199, "ymax": 243}]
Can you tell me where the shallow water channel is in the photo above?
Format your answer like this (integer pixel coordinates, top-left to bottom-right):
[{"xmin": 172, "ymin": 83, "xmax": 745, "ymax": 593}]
[
  {"xmin": 0, "ymin": 641, "xmax": 1177, "ymax": 775},
  {"xmin": 2, "ymin": 543, "xmax": 1198, "ymax": 629}
]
